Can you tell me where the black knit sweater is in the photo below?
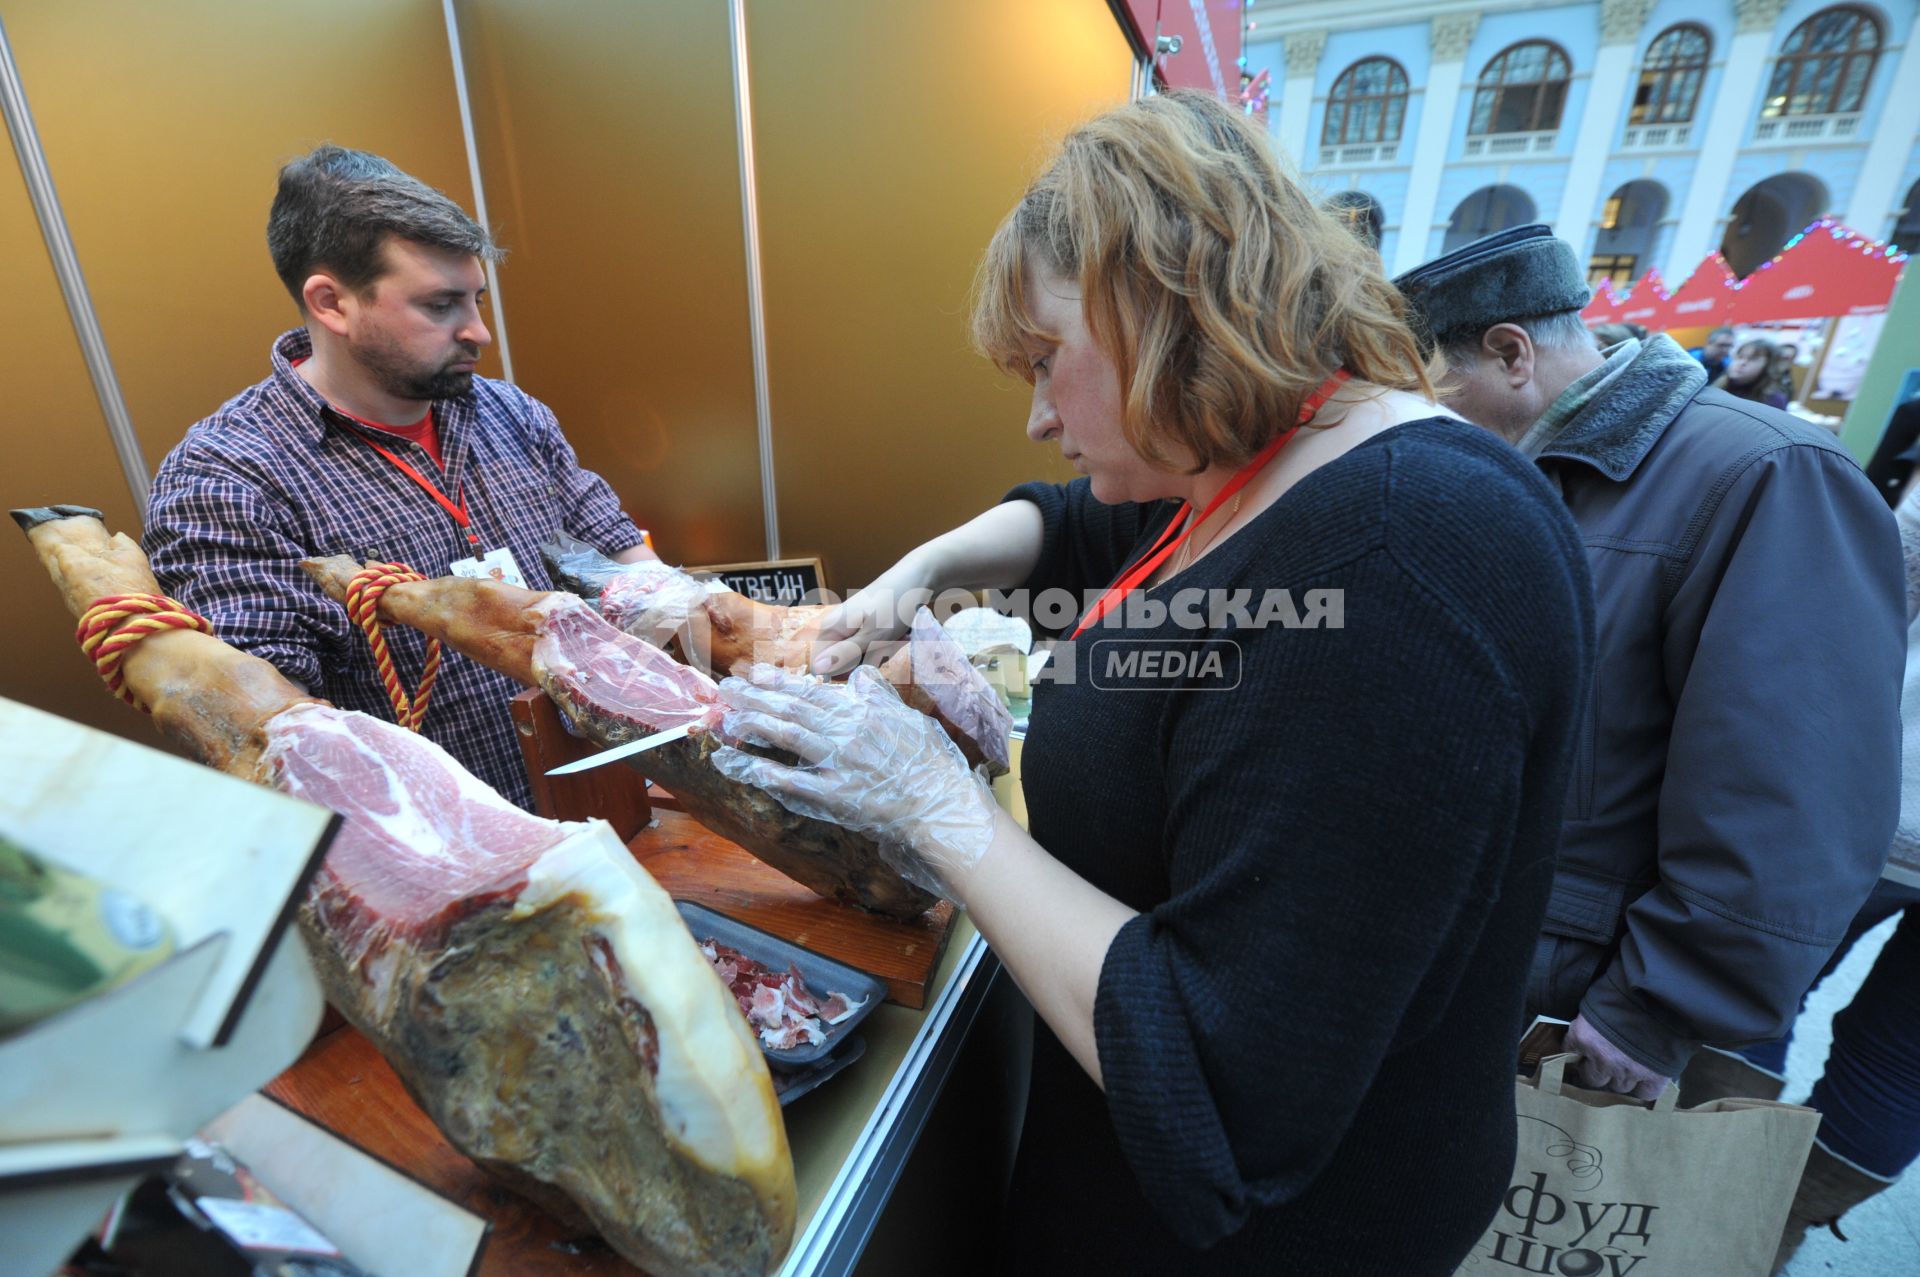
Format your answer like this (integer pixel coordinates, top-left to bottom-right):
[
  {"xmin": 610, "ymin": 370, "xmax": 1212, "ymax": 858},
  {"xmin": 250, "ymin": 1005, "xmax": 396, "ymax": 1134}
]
[{"xmin": 997, "ymin": 419, "xmax": 1593, "ymax": 1275}]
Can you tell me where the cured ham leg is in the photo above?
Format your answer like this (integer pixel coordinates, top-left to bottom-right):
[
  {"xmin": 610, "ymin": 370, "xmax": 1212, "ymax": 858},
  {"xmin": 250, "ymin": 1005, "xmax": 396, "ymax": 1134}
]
[
  {"xmin": 300, "ymin": 554, "xmax": 939, "ymax": 920},
  {"xmin": 305, "ymin": 553, "xmax": 1011, "ymax": 775},
  {"xmin": 546, "ymin": 543, "xmax": 1012, "ymax": 777},
  {"xmin": 529, "ymin": 594, "xmax": 938, "ymax": 918},
  {"xmin": 12, "ymin": 504, "xmax": 321, "ymax": 781},
  {"xmin": 12, "ymin": 506, "xmax": 795, "ymax": 1277}
]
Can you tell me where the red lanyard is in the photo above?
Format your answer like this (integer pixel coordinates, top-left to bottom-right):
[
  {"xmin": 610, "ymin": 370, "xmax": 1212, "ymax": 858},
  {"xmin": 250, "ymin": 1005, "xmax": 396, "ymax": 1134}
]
[
  {"xmin": 1069, "ymin": 368, "xmax": 1351, "ymax": 640},
  {"xmin": 348, "ymin": 428, "xmax": 481, "ymax": 552}
]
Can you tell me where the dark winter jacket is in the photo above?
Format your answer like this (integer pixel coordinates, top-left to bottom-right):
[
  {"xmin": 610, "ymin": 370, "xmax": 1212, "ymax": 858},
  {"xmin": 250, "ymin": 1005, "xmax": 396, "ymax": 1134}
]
[{"xmin": 1523, "ymin": 335, "xmax": 1903, "ymax": 1077}]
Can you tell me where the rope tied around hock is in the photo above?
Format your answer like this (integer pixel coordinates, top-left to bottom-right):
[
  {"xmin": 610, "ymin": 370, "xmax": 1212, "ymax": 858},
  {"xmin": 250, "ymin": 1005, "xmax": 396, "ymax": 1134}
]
[
  {"xmin": 344, "ymin": 561, "xmax": 441, "ymax": 732},
  {"xmin": 75, "ymin": 593, "xmax": 214, "ymax": 713}
]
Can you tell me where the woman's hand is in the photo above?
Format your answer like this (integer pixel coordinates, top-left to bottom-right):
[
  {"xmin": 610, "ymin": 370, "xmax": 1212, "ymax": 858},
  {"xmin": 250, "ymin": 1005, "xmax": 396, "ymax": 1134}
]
[
  {"xmin": 711, "ymin": 664, "xmax": 999, "ymax": 901},
  {"xmin": 807, "ymin": 551, "xmax": 938, "ymax": 676},
  {"xmin": 807, "ymin": 500, "xmax": 1046, "ymax": 676}
]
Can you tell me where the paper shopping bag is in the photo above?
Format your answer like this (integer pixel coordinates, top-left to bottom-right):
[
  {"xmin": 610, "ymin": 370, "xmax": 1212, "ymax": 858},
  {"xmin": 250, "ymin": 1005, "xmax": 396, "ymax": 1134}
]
[{"xmin": 1454, "ymin": 1051, "xmax": 1820, "ymax": 1276}]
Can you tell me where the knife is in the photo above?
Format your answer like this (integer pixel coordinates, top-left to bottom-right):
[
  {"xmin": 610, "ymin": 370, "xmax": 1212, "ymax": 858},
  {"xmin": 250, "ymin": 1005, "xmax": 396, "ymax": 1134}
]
[{"xmin": 545, "ymin": 723, "xmax": 693, "ymax": 776}]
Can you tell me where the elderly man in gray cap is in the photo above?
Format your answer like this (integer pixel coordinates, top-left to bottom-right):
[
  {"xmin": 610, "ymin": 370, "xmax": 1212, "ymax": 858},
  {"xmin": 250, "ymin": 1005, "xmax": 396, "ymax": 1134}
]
[{"xmin": 1394, "ymin": 226, "xmax": 1902, "ymax": 1110}]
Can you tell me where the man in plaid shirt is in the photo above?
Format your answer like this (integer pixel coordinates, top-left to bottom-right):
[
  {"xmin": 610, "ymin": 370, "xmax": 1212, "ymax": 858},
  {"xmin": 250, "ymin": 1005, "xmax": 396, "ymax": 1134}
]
[{"xmin": 145, "ymin": 146, "xmax": 652, "ymax": 809}]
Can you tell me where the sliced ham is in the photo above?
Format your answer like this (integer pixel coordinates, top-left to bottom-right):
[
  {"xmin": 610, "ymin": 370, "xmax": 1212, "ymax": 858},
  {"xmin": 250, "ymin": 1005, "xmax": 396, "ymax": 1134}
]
[
  {"xmin": 527, "ymin": 593, "xmax": 725, "ymax": 737},
  {"xmin": 528, "ymin": 594, "xmax": 940, "ymax": 919}
]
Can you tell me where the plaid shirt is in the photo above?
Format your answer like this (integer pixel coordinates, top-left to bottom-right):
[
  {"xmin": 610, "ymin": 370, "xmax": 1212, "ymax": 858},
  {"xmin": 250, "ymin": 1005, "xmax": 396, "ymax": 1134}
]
[{"xmin": 145, "ymin": 328, "xmax": 643, "ymax": 808}]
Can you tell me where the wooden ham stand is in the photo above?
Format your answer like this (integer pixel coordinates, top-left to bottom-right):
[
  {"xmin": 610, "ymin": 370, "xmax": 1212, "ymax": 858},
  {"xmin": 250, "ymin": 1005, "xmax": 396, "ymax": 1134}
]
[{"xmin": 267, "ymin": 690, "xmax": 973, "ymax": 1276}]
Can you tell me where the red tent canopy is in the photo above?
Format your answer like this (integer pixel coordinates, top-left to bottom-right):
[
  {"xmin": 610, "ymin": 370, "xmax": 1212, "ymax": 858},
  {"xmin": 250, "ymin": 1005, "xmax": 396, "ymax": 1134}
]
[
  {"xmin": 1122, "ymin": 1, "xmax": 1243, "ymax": 97},
  {"xmin": 1728, "ymin": 220, "xmax": 1907, "ymax": 323},
  {"xmin": 1662, "ymin": 256, "xmax": 1740, "ymax": 328},
  {"xmin": 1581, "ymin": 278, "xmax": 1624, "ymax": 324},
  {"xmin": 1615, "ymin": 267, "xmax": 1673, "ymax": 331}
]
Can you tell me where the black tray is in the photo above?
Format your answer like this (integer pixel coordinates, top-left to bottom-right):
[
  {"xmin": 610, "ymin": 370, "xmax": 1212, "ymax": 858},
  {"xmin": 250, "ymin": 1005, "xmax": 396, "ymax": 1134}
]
[
  {"xmin": 773, "ymin": 1034, "xmax": 867, "ymax": 1106},
  {"xmin": 675, "ymin": 900, "xmax": 885, "ymax": 1067}
]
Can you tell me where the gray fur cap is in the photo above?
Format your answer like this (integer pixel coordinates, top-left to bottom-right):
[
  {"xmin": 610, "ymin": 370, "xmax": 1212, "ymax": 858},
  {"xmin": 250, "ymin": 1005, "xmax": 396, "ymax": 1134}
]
[{"xmin": 1392, "ymin": 224, "xmax": 1591, "ymax": 351}]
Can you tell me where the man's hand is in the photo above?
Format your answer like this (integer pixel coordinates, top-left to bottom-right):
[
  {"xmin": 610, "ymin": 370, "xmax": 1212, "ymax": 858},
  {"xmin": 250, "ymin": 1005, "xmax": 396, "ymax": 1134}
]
[{"xmin": 1565, "ymin": 1014, "xmax": 1672, "ymax": 1101}]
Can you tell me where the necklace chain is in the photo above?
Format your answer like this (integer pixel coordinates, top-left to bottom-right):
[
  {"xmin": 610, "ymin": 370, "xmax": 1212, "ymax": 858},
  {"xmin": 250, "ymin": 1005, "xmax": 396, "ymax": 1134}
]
[{"xmin": 1173, "ymin": 490, "xmax": 1243, "ymax": 576}]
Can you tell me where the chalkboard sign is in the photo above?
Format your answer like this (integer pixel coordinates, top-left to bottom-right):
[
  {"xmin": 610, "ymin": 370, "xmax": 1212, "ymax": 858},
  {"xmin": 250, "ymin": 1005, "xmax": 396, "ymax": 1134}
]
[{"xmin": 690, "ymin": 557, "xmax": 828, "ymax": 606}]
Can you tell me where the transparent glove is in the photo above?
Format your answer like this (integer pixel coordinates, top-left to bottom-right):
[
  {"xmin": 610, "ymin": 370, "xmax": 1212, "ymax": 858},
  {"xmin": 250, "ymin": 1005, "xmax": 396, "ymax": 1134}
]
[
  {"xmin": 1565, "ymin": 1013, "xmax": 1673, "ymax": 1102},
  {"xmin": 599, "ymin": 560, "xmax": 720, "ymax": 649},
  {"xmin": 710, "ymin": 663, "xmax": 999, "ymax": 903}
]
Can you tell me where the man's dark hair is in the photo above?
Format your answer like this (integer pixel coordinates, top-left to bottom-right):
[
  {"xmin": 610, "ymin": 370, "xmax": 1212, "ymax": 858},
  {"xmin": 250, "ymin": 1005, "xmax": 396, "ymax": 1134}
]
[{"xmin": 267, "ymin": 144, "xmax": 502, "ymax": 307}]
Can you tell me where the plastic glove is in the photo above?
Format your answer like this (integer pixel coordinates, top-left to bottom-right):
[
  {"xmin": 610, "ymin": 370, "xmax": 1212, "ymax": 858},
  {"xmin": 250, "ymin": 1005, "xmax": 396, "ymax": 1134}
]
[
  {"xmin": 710, "ymin": 663, "xmax": 999, "ymax": 903},
  {"xmin": 1565, "ymin": 1013, "xmax": 1673, "ymax": 1102},
  {"xmin": 599, "ymin": 561, "xmax": 720, "ymax": 649},
  {"xmin": 542, "ymin": 532, "xmax": 717, "ymax": 649}
]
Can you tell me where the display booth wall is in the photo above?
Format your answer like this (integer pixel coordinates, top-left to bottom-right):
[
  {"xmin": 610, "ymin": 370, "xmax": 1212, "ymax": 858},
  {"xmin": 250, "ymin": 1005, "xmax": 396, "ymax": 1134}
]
[
  {"xmin": 1, "ymin": 0, "xmax": 480, "ymax": 743},
  {"xmin": 1, "ymin": 0, "xmax": 1132, "ymax": 741},
  {"xmin": 741, "ymin": 1, "xmax": 1129, "ymax": 585}
]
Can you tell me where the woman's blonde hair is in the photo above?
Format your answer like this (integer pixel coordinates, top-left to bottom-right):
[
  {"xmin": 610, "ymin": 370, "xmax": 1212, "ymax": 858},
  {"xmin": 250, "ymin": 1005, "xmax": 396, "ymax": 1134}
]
[{"xmin": 972, "ymin": 90, "xmax": 1433, "ymax": 473}]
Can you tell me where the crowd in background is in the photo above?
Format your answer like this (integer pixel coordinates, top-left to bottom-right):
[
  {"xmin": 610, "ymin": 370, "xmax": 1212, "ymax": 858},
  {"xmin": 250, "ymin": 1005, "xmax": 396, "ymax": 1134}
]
[{"xmin": 1595, "ymin": 321, "xmax": 1799, "ymax": 410}]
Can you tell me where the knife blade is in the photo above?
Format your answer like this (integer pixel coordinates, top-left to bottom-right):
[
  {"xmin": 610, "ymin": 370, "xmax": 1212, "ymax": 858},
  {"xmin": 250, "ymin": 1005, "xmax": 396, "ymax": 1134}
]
[{"xmin": 545, "ymin": 723, "xmax": 693, "ymax": 777}]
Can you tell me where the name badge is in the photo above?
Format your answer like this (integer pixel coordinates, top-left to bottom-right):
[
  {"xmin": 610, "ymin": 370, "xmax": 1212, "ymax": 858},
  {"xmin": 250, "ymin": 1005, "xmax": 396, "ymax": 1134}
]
[{"xmin": 450, "ymin": 546, "xmax": 527, "ymax": 589}]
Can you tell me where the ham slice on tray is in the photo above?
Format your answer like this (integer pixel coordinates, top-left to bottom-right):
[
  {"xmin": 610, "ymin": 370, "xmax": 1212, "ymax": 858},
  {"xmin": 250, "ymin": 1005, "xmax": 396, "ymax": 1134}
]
[
  {"xmin": 12, "ymin": 506, "xmax": 796, "ymax": 1277},
  {"xmin": 698, "ymin": 938, "xmax": 866, "ymax": 1053}
]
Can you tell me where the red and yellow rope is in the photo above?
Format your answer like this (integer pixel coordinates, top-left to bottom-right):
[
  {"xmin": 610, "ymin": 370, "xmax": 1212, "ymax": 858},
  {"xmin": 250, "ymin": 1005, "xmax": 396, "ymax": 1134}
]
[
  {"xmin": 75, "ymin": 593, "xmax": 214, "ymax": 713},
  {"xmin": 344, "ymin": 562, "xmax": 441, "ymax": 732}
]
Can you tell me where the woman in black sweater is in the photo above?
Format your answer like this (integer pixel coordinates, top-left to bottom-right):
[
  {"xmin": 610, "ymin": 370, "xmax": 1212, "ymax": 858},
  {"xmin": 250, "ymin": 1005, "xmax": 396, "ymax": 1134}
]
[{"xmin": 712, "ymin": 92, "xmax": 1593, "ymax": 1274}]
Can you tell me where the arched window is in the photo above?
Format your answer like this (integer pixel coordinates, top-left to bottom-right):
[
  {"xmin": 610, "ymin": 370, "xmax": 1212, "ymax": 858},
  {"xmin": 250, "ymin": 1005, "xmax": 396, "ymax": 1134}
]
[
  {"xmin": 1322, "ymin": 58, "xmax": 1409, "ymax": 147},
  {"xmin": 1764, "ymin": 6, "xmax": 1881, "ymax": 117},
  {"xmin": 1892, "ymin": 179, "xmax": 1920, "ymax": 257},
  {"xmin": 1632, "ymin": 24, "xmax": 1710, "ymax": 125},
  {"xmin": 1469, "ymin": 41, "xmax": 1572, "ymax": 136},
  {"xmin": 1443, "ymin": 185, "xmax": 1538, "ymax": 253},
  {"xmin": 1721, "ymin": 172, "xmax": 1830, "ymax": 276},
  {"xmin": 1590, "ymin": 180, "xmax": 1670, "ymax": 286}
]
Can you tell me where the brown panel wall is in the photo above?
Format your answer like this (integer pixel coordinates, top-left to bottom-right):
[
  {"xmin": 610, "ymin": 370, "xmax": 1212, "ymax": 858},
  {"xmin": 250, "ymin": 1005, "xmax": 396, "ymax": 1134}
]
[
  {"xmin": 453, "ymin": 0, "xmax": 765, "ymax": 566},
  {"xmin": 6, "ymin": 0, "xmax": 486, "ymax": 476},
  {"xmin": 746, "ymin": 1, "xmax": 1133, "ymax": 589},
  {"xmin": 0, "ymin": 158, "xmax": 147, "ymax": 742}
]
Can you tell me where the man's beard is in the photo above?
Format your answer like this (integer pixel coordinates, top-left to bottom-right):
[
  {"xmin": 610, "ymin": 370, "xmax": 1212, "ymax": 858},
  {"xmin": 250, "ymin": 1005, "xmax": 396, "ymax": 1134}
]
[{"xmin": 353, "ymin": 332, "xmax": 478, "ymax": 402}]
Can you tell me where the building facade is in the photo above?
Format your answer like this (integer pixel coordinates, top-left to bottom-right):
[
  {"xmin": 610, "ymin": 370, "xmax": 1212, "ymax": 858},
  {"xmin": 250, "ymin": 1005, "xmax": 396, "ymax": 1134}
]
[{"xmin": 1243, "ymin": 0, "xmax": 1920, "ymax": 284}]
